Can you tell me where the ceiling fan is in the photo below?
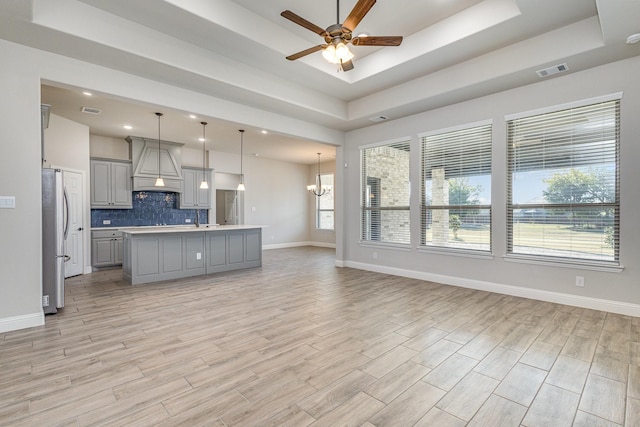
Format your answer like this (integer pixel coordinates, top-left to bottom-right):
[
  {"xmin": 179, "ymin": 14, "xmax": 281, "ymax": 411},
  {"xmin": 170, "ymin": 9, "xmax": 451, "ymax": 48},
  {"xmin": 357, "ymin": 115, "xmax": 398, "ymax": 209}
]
[{"xmin": 281, "ymin": 0, "xmax": 403, "ymax": 72}]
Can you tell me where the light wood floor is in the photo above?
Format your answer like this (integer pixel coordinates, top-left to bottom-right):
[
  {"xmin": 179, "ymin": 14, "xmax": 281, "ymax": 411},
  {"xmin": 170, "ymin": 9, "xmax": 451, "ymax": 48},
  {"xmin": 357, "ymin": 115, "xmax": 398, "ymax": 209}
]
[{"xmin": 1, "ymin": 247, "xmax": 638, "ymax": 426}]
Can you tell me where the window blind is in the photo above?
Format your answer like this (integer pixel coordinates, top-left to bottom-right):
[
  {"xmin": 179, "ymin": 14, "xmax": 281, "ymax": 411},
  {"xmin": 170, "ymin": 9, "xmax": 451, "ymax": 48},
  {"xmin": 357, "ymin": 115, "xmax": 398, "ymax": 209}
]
[
  {"xmin": 507, "ymin": 98, "xmax": 620, "ymax": 263},
  {"xmin": 421, "ymin": 123, "xmax": 492, "ymax": 251},
  {"xmin": 361, "ymin": 140, "xmax": 411, "ymax": 244}
]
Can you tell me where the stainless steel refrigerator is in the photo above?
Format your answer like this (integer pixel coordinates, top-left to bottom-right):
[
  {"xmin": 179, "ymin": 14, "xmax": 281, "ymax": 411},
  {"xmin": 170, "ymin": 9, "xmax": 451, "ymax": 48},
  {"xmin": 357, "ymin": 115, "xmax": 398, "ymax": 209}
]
[{"xmin": 42, "ymin": 168, "xmax": 69, "ymax": 314}]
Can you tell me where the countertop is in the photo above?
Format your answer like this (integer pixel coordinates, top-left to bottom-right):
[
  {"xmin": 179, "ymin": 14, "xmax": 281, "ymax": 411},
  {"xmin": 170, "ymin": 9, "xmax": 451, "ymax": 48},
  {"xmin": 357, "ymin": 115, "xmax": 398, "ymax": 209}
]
[{"xmin": 119, "ymin": 224, "xmax": 265, "ymax": 235}]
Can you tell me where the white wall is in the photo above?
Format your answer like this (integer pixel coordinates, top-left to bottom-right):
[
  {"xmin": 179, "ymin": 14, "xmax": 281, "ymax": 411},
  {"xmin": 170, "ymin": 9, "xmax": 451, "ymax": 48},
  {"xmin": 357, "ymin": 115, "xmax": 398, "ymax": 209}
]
[
  {"xmin": 89, "ymin": 135, "xmax": 129, "ymax": 160},
  {"xmin": 343, "ymin": 56, "xmax": 640, "ymax": 316},
  {"xmin": 0, "ymin": 44, "xmax": 43, "ymax": 331}
]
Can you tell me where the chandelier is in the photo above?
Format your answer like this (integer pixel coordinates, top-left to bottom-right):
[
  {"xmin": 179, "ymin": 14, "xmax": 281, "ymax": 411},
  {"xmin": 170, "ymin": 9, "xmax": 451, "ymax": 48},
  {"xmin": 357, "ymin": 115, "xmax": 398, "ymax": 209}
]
[{"xmin": 308, "ymin": 153, "xmax": 331, "ymax": 196}]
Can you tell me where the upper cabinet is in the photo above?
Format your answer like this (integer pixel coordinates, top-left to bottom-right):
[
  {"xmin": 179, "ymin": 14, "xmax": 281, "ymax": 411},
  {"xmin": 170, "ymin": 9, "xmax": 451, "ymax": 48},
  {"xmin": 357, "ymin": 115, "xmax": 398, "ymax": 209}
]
[
  {"xmin": 178, "ymin": 167, "xmax": 213, "ymax": 209},
  {"xmin": 90, "ymin": 159, "xmax": 132, "ymax": 208}
]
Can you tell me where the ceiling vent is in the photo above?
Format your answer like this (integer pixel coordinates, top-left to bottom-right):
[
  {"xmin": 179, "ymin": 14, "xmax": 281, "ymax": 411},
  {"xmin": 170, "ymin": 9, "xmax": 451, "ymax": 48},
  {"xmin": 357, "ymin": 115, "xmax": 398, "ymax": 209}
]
[
  {"xmin": 369, "ymin": 115, "xmax": 389, "ymax": 123},
  {"xmin": 536, "ymin": 63, "xmax": 569, "ymax": 78},
  {"xmin": 81, "ymin": 106, "xmax": 101, "ymax": 115}
]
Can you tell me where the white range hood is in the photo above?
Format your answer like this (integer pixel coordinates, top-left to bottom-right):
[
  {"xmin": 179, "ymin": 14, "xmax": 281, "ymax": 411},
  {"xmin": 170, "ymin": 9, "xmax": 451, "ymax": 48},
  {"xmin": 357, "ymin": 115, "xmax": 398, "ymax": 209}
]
[{"xmin": 126, "ymin": 136, "xmax": 183, "ymax": 192}]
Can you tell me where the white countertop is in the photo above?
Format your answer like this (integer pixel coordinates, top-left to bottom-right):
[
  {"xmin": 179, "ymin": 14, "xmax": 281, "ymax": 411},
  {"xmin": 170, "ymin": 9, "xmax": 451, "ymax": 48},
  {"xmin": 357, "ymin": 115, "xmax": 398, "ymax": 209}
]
[{"xmin": 119, "ymin": 224, "xmax": 265, "ymax": 235}]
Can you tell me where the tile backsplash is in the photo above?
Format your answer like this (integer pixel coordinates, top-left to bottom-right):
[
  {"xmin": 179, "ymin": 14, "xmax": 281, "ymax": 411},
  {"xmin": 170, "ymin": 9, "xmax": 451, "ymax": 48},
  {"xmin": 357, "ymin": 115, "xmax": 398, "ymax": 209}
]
[{"xmin": 91, "ymin": 191, "xmax": 208, "ymax": 227}]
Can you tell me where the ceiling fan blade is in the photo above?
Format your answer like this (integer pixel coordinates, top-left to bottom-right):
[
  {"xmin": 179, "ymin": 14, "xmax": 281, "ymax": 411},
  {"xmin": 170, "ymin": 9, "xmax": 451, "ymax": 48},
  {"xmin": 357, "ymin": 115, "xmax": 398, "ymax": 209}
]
[
  {"xmin": 352, "ymin": 36, "xmax": 403, "ymax": 46},
  {"xmin": 343, "ymin": 0, "xmax": 376, "ymax": 31},
  {"xmin": 340, "ymin": 59, "xmax": 354, "ymax": 72},
  {"xmin": 281, "ymin": 10, "xmax": 328, "ymax": 36},
  {"xmin": 286, "ymin": 45, "xmax": 326, "ymax": 61}
]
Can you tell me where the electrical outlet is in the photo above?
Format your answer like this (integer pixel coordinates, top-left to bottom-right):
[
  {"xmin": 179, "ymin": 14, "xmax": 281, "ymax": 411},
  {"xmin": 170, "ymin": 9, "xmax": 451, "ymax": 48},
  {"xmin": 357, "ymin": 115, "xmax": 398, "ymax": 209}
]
[
  {"xmin": 185, "ymin": 218, "xmax": 191, "ymax": 223},
  {"xmin": 576, "ymin": 276, "xmax": 585, "ymax": 287},
  {"xmin": 196, "ymin": 252, "xmax": 201, "ymax": 260},
  {"xmin": 42, "ymin": 295, "xmax": 49, "ymax": 307},
  {"xmin": 102, "ymin": 219, "xmax": 111, "ymax": 225},
  {"xmin": 373, "ymin": 252, "xmax": 378, "ymax": 259}
]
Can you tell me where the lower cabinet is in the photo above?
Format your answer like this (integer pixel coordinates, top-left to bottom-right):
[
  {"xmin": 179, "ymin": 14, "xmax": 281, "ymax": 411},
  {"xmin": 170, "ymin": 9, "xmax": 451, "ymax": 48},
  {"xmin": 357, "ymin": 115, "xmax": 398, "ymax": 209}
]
[
  {"xmin": 123, "ymin": 228, "xmax": 261, "ymax": 285},
  {"xmin": 92, "ymin": 230, "xmax": 123, "ymax": 267}
]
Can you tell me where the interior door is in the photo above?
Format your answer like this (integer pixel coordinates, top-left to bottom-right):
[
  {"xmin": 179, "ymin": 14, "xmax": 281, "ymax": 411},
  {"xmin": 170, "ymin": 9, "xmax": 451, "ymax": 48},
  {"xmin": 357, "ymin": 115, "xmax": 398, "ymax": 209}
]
[
  {"xmin": 63, "ymin": 170, "xmax": 84, "ymax": 277},
  {"xmin": 224, "ymin": 190, "xmax": 238, "ymax": 225}
]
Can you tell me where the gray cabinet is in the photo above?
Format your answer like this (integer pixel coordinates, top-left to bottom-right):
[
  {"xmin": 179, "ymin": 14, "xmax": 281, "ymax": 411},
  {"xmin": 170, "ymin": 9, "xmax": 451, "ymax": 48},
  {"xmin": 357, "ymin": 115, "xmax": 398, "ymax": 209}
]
[
  {"xmin": 122, "ymin": 227, "xmax": 261, "ymax": 285},
  {"xmin": 206, "ymin": 228, "xmax": 262, "ymax": 274},
  {"xmin": 179, "ymin": 167, "xmax": 212, "ymax": 209},
  {"xmin": 92, "ymin": 229, "xmax": 123, "ymax": 267},
  {"xmin": 90, "ymin": 159, "xmax": 132, "ymax": 208}
]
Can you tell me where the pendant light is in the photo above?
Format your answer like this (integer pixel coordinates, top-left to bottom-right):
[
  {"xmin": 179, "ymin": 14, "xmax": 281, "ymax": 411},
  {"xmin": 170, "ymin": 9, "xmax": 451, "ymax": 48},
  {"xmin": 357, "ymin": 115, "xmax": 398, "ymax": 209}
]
[
  {"xmin": 154, "ymin": 112, "xmax": 165, "ymax": 187},
  {"xmin": 308, "ymin": 152, "xmax": 330, "ymax": 196},
  {"xmin": 237, "ymin": 129, "xmax": 245, "ymax": 191},
  {"xmin": 199, "ymin": 121, "xmax": 209, "ymax": 189}
]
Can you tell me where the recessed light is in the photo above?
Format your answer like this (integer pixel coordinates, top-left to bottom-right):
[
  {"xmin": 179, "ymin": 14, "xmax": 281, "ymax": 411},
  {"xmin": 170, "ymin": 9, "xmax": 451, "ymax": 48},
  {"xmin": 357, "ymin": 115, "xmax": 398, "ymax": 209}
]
[
  {"xmin": 198, "ymin": 137, "xmax": 205, "ymax": 142},
  {"xmin": 626, "ymin": 33, "xmax": 640, "ymax": 44},
  {"xmin": 252, "ymin": 153, "xmax": 259, "ymax": 156},
  {"xmin": 261, "ymin": 130, "xmax": 268, "ymax": 134},
  {"xmin": 123, "ymin": 125, "xmax": 133, "ymax": 130},
  {"xmin": 82, "ymin": 91, "xmax": 92, "ymax": 96},
  {"xmin": 189, "ymin": 114, "xmax": 197, "ymax": 119}
]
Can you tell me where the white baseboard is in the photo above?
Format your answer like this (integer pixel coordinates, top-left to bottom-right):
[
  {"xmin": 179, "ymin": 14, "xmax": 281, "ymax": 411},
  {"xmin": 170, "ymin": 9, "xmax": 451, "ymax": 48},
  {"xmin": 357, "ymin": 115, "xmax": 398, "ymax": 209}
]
[
  {"xmin": 0, "ymin": 312, "xmax": 44, "ymax": 333},
  {"xmin": 344, "ymin": 260, "xmax": 640, "ymax": 317},
  {"xmin": 263, "ymin": 242, "xmax": 336, "ymax": 250}
]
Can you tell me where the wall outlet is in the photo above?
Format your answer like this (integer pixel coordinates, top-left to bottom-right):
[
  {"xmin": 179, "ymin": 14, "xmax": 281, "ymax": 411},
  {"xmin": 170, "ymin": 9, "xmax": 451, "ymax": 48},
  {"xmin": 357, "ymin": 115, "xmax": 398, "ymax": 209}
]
[
  {"xmin": 196, "ymin": 252, "xmax": 201, "ymax": 260},
  {"xmin": 42, "ymin": 295, "xmax": 49, "ymax": 307},
  {"xmin": 102, "ymin": 219, "xmax": 111, "ymax": 225},
  {"xmin": 185, "ymin": 218, "xmax": 191, "ymax": 223},
  {"xmin": 575, "ymin": 276, "xmax": 585, "ymax": 287},
  {"xmin": 373, "ymin": 252, "xmax": 378, "ymax": 259}
]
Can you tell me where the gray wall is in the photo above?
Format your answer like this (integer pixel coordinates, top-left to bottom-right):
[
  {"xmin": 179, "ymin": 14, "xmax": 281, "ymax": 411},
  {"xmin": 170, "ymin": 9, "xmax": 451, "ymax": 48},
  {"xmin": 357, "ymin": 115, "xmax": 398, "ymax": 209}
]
[{"xmin": 342, "ymin": 56, "xmax": 640, "ymax": 315}]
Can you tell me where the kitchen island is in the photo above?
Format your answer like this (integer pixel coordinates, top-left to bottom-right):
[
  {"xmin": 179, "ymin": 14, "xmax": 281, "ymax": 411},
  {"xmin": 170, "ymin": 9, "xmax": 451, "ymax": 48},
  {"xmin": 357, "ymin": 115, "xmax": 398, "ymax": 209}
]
[{"xmin": 120, "ymin": 225, "xmax": 262, "ymax": 285}]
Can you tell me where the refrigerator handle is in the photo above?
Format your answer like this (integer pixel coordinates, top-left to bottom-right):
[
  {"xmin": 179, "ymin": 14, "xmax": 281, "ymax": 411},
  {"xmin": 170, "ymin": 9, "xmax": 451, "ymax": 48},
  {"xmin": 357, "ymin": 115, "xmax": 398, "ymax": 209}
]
[{"xmin": 63, "ymin": 187, "xmax": 70, "ymax": 240}]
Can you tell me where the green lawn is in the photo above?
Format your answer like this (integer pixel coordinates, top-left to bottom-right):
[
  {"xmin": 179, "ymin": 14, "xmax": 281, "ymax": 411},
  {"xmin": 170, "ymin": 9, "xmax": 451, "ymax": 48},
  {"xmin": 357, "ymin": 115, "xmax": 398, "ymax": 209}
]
[{"xmin": 424, "ymin": 222, "xmax": 613, "ymax": 258}]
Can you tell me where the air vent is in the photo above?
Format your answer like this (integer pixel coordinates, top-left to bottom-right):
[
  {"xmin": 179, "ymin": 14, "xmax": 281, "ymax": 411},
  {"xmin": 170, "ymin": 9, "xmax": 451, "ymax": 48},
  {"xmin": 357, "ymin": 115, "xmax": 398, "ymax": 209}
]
[
  {"xmin": 369, "ymin": 115, "xmax": 388, "ymax": 123},
  {"xmin": 536, "ymin": 63, "xmax": 569, "ymax": 78},
  {"xmin": 81, "ymin": 106, "xmax": 101, "ymax": 115}
]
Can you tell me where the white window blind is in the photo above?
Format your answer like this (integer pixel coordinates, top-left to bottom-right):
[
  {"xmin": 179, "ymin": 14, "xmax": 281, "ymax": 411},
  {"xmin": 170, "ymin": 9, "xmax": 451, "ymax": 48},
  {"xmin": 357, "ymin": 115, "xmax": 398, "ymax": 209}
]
[
  {"xmin": 316, "ymin": 173, "xmax": 334, "ymax": 230},
  {"xmin": 507, "ymin": 98, "xmax": 620, "ymax": 263},
  {"xmin": 361, "ymin": 140, "xmax": 411, "ymax": 244},
  {"xmin": 421, "ymin": 123, "xmax": 492, "ymax": 252}
]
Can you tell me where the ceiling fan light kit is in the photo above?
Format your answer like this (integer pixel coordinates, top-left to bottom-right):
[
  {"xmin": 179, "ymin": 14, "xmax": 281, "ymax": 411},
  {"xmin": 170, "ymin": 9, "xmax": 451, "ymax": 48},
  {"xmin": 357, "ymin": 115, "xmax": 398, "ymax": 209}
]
[{"xmin": 281, "ymin": 0, "xmax": 402, "ymax": 72}]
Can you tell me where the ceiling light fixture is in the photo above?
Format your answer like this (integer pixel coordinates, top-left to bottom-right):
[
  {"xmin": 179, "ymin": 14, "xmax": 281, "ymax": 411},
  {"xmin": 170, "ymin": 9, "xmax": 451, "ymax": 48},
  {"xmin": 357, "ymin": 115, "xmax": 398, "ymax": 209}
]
[
  {"xmin": 123, "ymin": 124, "xmax": 133, "ymax": 130},
  {"xmin": 237, "ymin": 130, "xmax": 246, "ymax": 192},
  {"xmin": 626, "ymin": 33, "xmax": 640, "ymax": 44},
  {"xmin": 200, "ymin": 121, "xmax": 209, "ymax": 190},
  {"xmin": 82, "ymin": 91, "xmax": 92, "ymax": 96},
  {"xmin": 308, "ymin": 153, "xmax": 331, "ymax": 196},
  {"xmin": 154, "ymin": 112, "xmax": 165, "ymax": 187}
]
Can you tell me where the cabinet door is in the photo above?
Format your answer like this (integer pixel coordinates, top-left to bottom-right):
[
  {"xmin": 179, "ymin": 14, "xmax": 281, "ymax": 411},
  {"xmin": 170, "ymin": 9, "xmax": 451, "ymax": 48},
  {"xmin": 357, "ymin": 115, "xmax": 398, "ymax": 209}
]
[
  {"xmin": 114, "ymin": 237, "xmax": 124, "ymax": 265},
  {"xmin": 227, "ymin": 232, "xmax": 245, "ymax": 264},
  {"xmin": 92, "ymin": 238, "xmax": 114, "ymax": 266},
  {"xmin": 180, "ymin": 169, "xmax": 197, "ymax": 208},
  {"xmin": 196, "ymin": 170, "xmax": 211, "ymax": 208},
  {"xmin": 111, "ymin": 162, "xmax": 132, "ymax": 207},
  {"xmin": 90, "ymin": 161, "xmax": 111, "ymax": 207}
]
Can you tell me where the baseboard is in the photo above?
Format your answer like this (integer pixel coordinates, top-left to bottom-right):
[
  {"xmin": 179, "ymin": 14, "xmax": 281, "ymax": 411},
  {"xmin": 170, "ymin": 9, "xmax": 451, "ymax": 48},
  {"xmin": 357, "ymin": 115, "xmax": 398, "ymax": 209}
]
[
  {"xmin": 0, "ymin": 312, "xmax": 44, "ymax": 333},
  {"xmin": 263, "ymin": 242, "xmax": 336, "ymax": 250},
  {"xmin": 344, "ymin": 260, "xmax": 640, "ymax": 317}
]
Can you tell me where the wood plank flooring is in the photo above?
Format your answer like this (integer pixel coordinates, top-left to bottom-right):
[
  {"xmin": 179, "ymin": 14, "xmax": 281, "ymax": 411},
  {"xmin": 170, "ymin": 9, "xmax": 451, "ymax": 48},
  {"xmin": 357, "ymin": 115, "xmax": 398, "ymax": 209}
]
[{"xmin": 1, "ymin": 247, "xmax": 638, "ymax": 426}]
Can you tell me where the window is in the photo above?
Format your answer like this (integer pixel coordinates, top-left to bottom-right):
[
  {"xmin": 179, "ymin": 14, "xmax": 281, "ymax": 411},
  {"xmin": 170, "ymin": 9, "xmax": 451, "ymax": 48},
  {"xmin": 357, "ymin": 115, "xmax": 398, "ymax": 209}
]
[
  {"xmin": 316, "ymin": 173, "xmax": 334, "ymax": 230},
  {"xmin": 421, "ymin": 122, "xmax": 492, "ymax": 252},
  {"xmin": 361, "ymin": 139, "xmax": 411, "ymax": 245},
  {"xmin": 506, "ymin": 95, "xmax": 620, "ymax": 264}
]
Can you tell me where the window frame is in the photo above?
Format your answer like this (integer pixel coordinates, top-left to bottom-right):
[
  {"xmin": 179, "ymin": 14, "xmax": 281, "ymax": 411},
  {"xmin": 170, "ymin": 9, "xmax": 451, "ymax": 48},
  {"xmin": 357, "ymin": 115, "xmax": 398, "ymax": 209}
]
[
  {"xmin": 315, "ymin": 172, "xmax": 334, "ymax": 230},
  {"xmin": 359, "ymin": 137, "xmax": 412, "ymax": 246},
  {"xmin": 505, "ymin": 93, "xmax": 622, "ymax": 268},
  {"xmin": 419, "ymin": 120, "xmax": 493, "ymax": 254}
]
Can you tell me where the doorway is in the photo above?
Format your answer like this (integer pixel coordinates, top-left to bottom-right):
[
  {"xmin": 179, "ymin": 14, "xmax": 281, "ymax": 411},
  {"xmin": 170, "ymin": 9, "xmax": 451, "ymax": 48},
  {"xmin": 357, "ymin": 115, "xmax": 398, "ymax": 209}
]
[
  {"xmin": 63, "ymin": 170, "xmax": 84, "ymax": 277},
  {"xmin": 216, "ymin": 190, "xmax": 243, "ymax": 225}
]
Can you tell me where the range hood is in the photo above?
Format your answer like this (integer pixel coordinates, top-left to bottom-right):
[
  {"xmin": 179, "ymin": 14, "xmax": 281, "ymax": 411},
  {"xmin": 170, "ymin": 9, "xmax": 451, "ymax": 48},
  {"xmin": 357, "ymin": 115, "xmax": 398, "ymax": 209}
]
[{"xmin": 126, "ymin": 136, "xmax": 183, "ymax": 192}]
